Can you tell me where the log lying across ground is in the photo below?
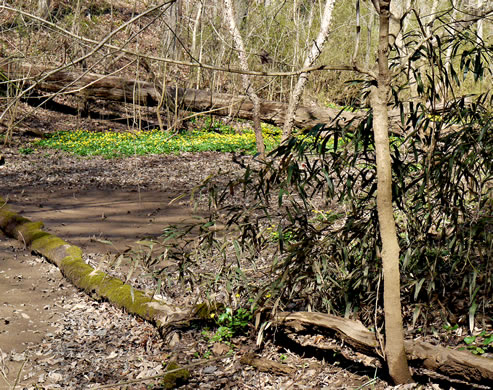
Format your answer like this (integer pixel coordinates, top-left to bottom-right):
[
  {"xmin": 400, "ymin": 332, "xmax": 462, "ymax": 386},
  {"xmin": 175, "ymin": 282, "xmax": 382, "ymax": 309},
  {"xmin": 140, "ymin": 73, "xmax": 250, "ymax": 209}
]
[
  {"xmin": 2, "ymin": 198, "xmax": 492, "ymax": 387},
  {"xmin": 274, "ymin": 312, "xmax": 493, "ymax": 386},
  {"xmin": 0, "ymin": 196, "xmax": 195, "ymax": 332},
  {"xmin": 1, "ymin": 62, "xmax": 365, "ymax": 130}
]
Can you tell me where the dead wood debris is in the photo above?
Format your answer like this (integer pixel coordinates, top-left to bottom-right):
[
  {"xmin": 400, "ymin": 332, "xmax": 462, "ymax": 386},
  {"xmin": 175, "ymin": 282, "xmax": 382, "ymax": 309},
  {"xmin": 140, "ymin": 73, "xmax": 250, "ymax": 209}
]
[
  {"xmin": 240, "ymin": 352, "xmax": 296, "ymax": 375},
  {"xmin": 274, "ymin": 312, "xmax": 493, "ymax": 387}
]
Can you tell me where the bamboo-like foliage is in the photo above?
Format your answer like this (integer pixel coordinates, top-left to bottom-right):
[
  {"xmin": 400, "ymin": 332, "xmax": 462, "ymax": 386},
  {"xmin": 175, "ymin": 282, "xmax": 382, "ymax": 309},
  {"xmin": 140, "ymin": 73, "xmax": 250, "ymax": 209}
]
[{"xmin": 170, "ymin": 6, "xmax": 491, "ymax": 337}]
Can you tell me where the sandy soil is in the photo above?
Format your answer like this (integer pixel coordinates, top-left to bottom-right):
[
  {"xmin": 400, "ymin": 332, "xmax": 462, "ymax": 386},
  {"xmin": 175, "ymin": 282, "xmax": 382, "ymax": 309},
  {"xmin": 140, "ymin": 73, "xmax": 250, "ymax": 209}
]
[
  {"xmin": 4, "ymin": 189, "xmax": 199, "ymax": 253},
  {"xmin": 0, "ymin": 237, "xmax": 74, "ymax": 386}
]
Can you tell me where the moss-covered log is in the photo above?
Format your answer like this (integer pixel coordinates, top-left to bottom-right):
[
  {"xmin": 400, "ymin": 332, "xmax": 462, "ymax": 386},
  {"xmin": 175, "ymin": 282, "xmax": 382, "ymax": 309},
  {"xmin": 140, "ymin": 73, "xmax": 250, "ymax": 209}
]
[{"xmin": 0, "ymin": 196, "xmax": 190, "ymax": 331}]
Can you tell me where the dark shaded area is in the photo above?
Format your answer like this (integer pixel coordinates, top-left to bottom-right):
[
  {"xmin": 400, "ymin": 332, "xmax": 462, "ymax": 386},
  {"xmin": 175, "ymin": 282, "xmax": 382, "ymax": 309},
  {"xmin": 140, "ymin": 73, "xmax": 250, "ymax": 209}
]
[{"xmin": 25, "ymin": 95, "xmax": 160, "ymax": 131}]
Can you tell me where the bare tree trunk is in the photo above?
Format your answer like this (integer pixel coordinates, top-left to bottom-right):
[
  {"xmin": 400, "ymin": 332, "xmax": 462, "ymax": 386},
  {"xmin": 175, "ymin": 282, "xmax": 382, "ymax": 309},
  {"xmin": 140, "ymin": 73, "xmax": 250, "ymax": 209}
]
[
  {"xmin": 365, "ymin": 4, "xmax": 376, "ymax": 68},
  {"xmin": 476, "ymin": 0, "xmax": 484, "ymax": 42},
  {"xmin": 37, "ymin": 0, "xmax": 51, "ymax": 19},
  {"xmin": 282, "ymin": 0, "xmax": 336, "ymax": 140},
  {"xmin": 163, "ymin": 0, "xmax": 182, "ymax": 59},
  {"xmin": 191, "ymin": 1, "xmax": 203, "ymax": 89},
  {"xmin": 371, "ymin": 0, "xmax": 413, "ymax": 384},
  {"xmin": 191, "ymin": 1, "xmax": 203, "ymax": 57},
  {"xmin": 224, "ymin": 0, "xmax": 265, "ymax": 159},
  {"xmin": 390, "ymin": 0, "xmax": 418, "ymax": 101}
]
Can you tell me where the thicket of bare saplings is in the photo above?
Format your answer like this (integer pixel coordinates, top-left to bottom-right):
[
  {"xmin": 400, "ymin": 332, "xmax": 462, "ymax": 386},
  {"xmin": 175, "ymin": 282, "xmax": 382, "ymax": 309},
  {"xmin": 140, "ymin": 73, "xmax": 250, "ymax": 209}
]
[{"xmin": 155, "ymin": 1, "xmax": 492, "ymax": 334}]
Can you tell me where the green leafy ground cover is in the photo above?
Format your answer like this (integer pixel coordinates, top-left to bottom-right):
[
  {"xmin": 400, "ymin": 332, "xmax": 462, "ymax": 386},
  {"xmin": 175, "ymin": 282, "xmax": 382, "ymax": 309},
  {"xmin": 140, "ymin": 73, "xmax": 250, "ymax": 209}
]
[
  {"xmin": 34, "ymin": 122, "xmax": 283, "ymax": 158},
  {"xmin": 33, "ymin": 123, "xmax": 395, "ymax": 159}
]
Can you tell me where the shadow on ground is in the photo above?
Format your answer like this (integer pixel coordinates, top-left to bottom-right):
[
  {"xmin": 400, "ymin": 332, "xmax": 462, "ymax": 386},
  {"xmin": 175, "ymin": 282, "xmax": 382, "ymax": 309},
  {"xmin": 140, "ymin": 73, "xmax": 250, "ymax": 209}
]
[{"xmin": 3, "ymin": 189, "xmax": 202, "ymax": 253}]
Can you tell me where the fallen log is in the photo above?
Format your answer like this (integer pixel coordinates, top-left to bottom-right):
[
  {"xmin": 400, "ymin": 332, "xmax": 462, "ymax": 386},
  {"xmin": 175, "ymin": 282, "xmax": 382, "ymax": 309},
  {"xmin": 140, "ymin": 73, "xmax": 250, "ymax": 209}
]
[
  {"xmin": 0, "ymin": 196, "xmax": 201, "ymax": 333},
  {"xmin": 1, "ymin": 62, "xmax": 364, "ymax": 130},
  {"xmin": 274, "ymin": 311, "xmax": 493, "ymax": 386}
]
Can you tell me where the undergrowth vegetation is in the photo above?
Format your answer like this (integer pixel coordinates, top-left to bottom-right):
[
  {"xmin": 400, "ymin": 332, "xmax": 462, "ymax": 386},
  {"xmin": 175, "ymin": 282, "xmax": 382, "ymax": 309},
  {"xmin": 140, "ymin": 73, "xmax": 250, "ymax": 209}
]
[
  {"xmin": 170, "ymin": 93, "xmax": 491, "ymax": 337},
  {"xmin": 136, "ymin": 22, "xmax": 493, "ymax": 340},
  {"xmin": 34, "ymin": 122, "xmax": 282, "ymax": 157}
]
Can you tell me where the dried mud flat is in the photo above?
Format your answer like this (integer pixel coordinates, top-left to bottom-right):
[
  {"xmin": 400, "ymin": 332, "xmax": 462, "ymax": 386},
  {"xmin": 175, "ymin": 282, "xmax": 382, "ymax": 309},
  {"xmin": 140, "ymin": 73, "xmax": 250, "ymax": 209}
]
[{"xmin": 0, "ymin": 135, "xmax": 454, "ymax": 389}]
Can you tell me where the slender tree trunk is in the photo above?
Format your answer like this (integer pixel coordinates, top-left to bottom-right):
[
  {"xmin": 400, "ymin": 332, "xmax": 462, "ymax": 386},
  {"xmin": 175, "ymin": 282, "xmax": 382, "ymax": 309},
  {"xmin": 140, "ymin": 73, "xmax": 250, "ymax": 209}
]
[
  {"xmin": 37, "ymin": 0, "xmax": 51, "ymax": 19},
  {"xmin": 365, "ymin": 4, "xmax": 375, "ymax": 68},
  {"xmin": 191, "ymin": 1, "xmax": 203, "ymax": 56},
  {"xmin": 282, "ymin": 0, "xmax": 336, "ymax": 140},
  {"xmin": 476, "ymin": 0, "xmax": 484, "ymax": 42},
  {"xmin": 371, "ymin": 0, "xmax": 413, "ymax": 384},
  {"xmin": 224, "ymin": 0, "xmax": 265, "ymax": 159}
]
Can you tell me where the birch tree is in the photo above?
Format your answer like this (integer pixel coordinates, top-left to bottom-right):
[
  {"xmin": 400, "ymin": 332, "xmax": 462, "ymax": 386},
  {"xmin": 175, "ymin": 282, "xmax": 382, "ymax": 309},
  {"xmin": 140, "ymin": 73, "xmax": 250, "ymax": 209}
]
[
  {"xmin": 224, "ymin": 0, "xmax": 265, "ymax": 158},
  {"xmin": 282, "ymin": 0, "xmax": 336, "ymax": 139}
]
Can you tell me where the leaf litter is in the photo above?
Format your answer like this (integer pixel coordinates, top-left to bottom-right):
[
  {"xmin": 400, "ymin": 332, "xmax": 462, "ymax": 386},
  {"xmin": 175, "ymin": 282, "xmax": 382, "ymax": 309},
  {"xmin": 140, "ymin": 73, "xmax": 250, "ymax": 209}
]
[{"xmin": 0, "ymin": 135, "xmax": 479, "ymax": 389}]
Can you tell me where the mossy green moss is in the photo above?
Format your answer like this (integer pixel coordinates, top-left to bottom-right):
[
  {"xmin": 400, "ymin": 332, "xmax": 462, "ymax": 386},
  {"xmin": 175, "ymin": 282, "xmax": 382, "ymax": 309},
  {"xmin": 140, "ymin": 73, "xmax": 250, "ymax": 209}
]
[
  {"xmin": 17, "ymin": 221, "xmax": 45, "ymax": 240},
  {"xmin": 60, "ymin": 255, "xmax": 157, "ymax": 321},
  {"xmin": 192, "ymin": 302, "xmax": 225, "ymax": 320},
  {"xmin": 0, "ymin": 209, "xmax": 33, "ymax": 234},
  {"xmin": 160, "ymin": 361, "xmax": 190, "ymax": 389},
  {"xmin": 25, "ymin": 229, "xmax": 51, "ymax": 243},
  {"xmin": 60, "ymin": 256, "xmax": 95, "ymax": 282},
  {"xmin": 30, "ymin": 233, "xmax": 67, "ymax": 252}
]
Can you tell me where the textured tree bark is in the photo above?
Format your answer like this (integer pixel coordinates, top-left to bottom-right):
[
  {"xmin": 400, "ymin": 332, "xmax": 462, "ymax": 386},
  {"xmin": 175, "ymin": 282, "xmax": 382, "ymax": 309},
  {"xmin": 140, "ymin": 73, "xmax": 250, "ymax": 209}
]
[{"xmin": 371, "ymin": 0, "xmax": 413, "ymax": 384}]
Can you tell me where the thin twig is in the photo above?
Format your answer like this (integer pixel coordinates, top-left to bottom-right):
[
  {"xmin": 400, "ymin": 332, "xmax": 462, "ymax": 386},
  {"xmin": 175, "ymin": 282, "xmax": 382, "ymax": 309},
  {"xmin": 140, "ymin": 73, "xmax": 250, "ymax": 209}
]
[
  {"xmin": 12, "ymin": 359, "xmax": 26, "ymax": 390},
  {"xmin": 0, "ymin": 1, "xmax": 176, "ymax": 122}
]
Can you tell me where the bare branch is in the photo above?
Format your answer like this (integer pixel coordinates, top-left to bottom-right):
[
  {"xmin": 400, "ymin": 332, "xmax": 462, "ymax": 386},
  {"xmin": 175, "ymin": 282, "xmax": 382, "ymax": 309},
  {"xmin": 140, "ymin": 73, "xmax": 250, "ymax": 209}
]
[{"xmin": 0, "ymin": 1, "xmax": 177, "ymax": 122}]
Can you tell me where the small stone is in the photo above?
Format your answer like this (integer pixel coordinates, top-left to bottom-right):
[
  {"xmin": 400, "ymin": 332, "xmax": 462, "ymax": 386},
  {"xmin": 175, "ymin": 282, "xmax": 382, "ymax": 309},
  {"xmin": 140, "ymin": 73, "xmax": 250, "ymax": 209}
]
[
  {"xmin": 203, "ymin": 365, "xmax": 217, "ymax": 374},
  {"xmin": 11, "ymin": 352, "xmax": 25, "ymax": 362},
  {"xmin": 48, "ymin": 372, "xmax": 63, "ymax": 382}
]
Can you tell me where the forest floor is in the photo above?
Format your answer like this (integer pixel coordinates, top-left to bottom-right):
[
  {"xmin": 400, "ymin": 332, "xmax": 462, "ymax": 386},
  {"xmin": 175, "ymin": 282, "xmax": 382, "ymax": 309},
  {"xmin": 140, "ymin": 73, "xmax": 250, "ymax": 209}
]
[
  {"xmin": 0, "ymin": 104, "xmax": 488, "ymax": 389},
  {"xmin": 0, "ymin": 144, "xmax": 392, "ymax": 390}
]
